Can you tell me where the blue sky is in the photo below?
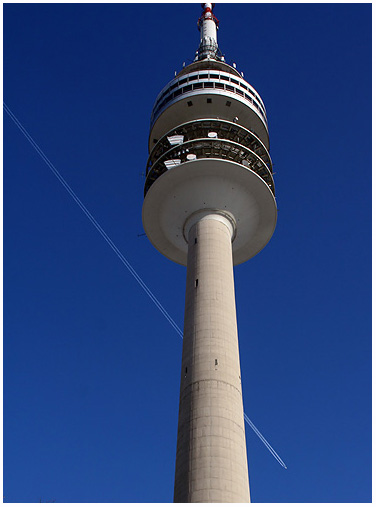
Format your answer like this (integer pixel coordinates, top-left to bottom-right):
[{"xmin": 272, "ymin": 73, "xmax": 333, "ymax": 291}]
[{"xmin": 4, "ymin": 2, "xmax": 371, "ymax": 503}]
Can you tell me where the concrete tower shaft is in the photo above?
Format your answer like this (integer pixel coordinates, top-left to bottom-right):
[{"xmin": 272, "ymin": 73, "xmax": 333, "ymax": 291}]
[{"xmin": 174, "ymin": 213, "xmax": 250, "ymax": 502}]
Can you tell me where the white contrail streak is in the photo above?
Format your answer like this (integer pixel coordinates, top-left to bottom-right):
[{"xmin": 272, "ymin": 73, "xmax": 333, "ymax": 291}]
[
  {"xmin": 4, "ymin": 102, "xmax": 287, "ymax": 469},
  {"xmin": 244, "ymin": 413, "xmax": 287, "ymax": 469},
  {"xmin": 3, "ymin": 102, "xmax": 183, "ymax": 339}
]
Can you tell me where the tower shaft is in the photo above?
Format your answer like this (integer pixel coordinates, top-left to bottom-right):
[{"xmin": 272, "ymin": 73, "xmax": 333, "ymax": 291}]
[{"xmin": 174, "ymin": 213, "xmax": 250, "ymax": 503}]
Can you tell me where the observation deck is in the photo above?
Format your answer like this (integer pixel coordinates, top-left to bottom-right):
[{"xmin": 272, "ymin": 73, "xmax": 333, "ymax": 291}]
[
  {"xmin": 142, "ymin": 9, "xmax": 276, "ymax": 267},
  {"xmin": 145, "ymin": 118, "xmax": 274, "ymax": 197},
  {"xmin": 149, "ymin": 64, "xmax": 269, "ymax": 151}
]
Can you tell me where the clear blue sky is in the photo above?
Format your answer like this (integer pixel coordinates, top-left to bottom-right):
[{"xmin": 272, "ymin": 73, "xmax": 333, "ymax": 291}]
[{"xmin": 4, "ymin": 2, "xmax": 371, "ymax": 503}]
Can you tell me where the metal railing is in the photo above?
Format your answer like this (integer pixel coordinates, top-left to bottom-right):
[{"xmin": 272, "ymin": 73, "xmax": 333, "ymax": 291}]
[
  {"xmin": 144, "ymin": 137, "xmax": 275, "ymax": 197},
  {"xmin": 148, "ymin": 119, "xmax": 272, "ymax": 174}
]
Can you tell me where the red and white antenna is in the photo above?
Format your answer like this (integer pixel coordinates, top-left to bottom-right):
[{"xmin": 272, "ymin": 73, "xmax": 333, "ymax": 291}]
[{"xmin": 197, "ymin": 3, "xmax": 220, "ymax": 60}]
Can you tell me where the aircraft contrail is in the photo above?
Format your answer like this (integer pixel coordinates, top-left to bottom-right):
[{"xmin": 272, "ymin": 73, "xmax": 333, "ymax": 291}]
[
  {"xmin": 3, "ymin": 102, "xmax": 183, "ymax": 339},
  {"xmin": 244, "ymin": 413, "xmax": 287, "ymax": 469},
  {"xmin": 4, "ymin": 102, "xmax": 287, "ymax": 470}
]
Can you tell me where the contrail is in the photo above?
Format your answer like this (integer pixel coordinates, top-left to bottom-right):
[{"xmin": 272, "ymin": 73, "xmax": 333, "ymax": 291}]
[
  {"xmin": 4, "ymin": 102, "xmax": 287, "ymax": 469},
  {"xmin": 3, "ymin": 102, "xmax": 183, "ymax": 339},
  {"xmin": 244, "ymin": 413, "xmax": 287, "ymax": 469}
]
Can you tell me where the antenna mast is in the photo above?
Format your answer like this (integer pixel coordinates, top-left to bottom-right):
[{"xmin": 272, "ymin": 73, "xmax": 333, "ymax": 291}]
[{"xmin": 196, "ymin": 3, "xmax": 220, "ymax": 61}]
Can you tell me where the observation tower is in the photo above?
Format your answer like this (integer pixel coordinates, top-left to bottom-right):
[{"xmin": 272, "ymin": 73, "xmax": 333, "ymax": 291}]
[{"xmin": 142, "ymin": 4, "xmax": 277, "ymax": 503}]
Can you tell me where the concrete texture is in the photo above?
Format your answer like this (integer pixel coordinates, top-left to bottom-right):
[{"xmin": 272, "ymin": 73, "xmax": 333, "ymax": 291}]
[{"xmin": 173, "ymin": 213, "xmax": 250, "ymax": 503}]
